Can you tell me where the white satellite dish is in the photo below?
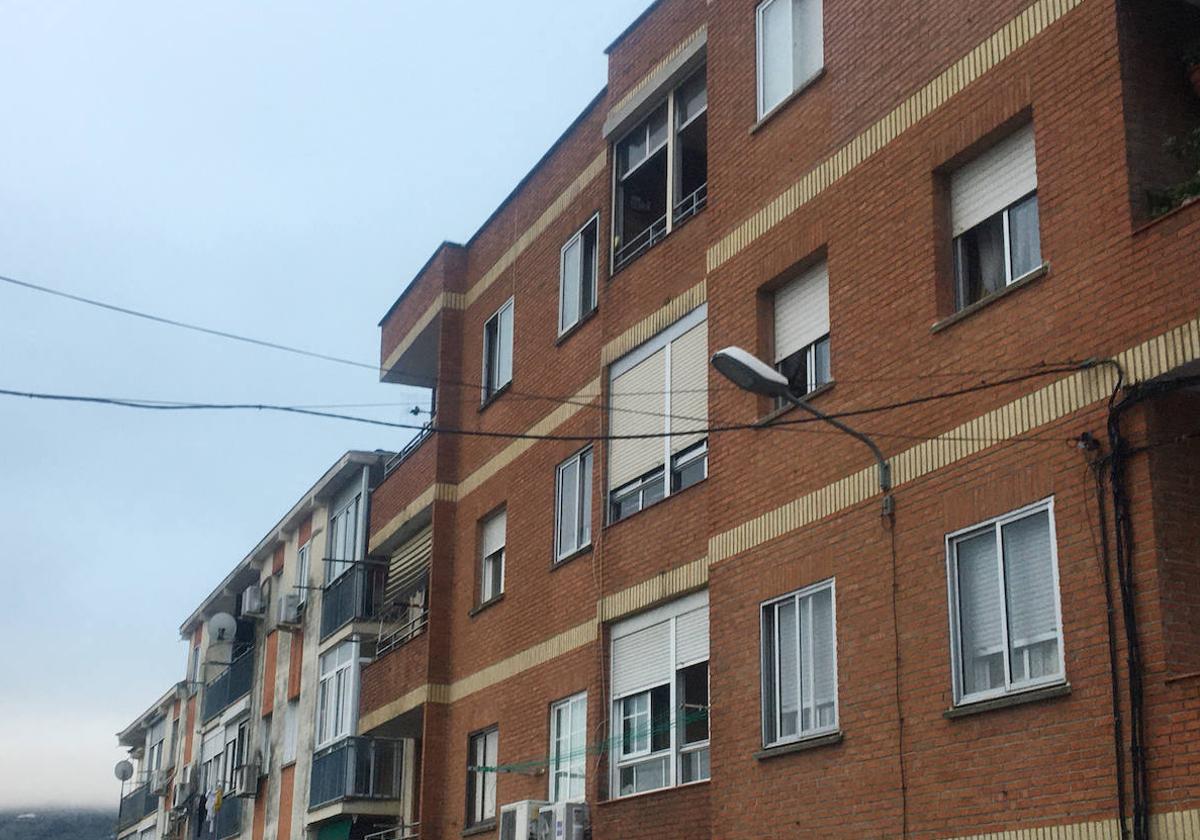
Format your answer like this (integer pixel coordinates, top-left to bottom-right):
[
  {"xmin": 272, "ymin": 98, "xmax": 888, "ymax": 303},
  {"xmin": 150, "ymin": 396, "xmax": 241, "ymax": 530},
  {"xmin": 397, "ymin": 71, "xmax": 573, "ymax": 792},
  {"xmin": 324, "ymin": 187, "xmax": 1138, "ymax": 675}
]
[
  {"xmin": 208, "ymin": 612, "xmax": 237, "ymax": 643},
  {"xmin": 114, "ymin": 760, "xmax": 134, "ymax": 782}
]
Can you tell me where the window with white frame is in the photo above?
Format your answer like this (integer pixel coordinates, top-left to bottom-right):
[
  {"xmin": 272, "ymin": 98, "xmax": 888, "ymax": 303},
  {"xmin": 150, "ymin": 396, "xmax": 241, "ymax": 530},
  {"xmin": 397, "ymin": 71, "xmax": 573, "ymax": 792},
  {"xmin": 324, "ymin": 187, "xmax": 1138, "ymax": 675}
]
[
  {"xmin": 466, "ymin": 727, "xmax": 499, "ymax": 827},
  {"xmin": 608, "ymin": 305, "xmax": 708, "ymax": 523},
  {"xmin": 950, "ymin": 123, "xmax": 1042, "ymax": 310},
  {"xmin": 559, "ymin": 216, "xmax": 599, "ymax": 335},
  {"xmin": 555, "ymin": 448, "xmax": 593, "ymax": 562},
  {"xmin": 761, "ymin": 579, "xmax": 838, "ymax": 748},
  {"xmin": 281, "ymin": 700, "xmax": 299, "ymax": 765},
  {"xmin": 222, "ymin": 719, "xmax": 247, "ymax": 789},
  {"xmin": 549, "ymin": 692, "xmax": 587, "ymax": 802},
  {"xmin": 947, "ymin": 499, "xmax": 1064, "ymax": 705},
  {"xmin": 145, "ymin": 717, "xmax": 167, "ymax": 775},
  {"xmin": 610, "ymin": 591, "xmax": 710, "ymax": 797},
  {"xmin": 756, "ymin": 0, "xmax": 824, "ymax": 118},
  {"xmin": 479, "ymin": 508, "xmax": 506, "ymax": 604},
  {"xmin": 482, "ymin": 298, "xmax": 514, "ymax": 403},
  {"xmin": 200, "ymin": 728, "xmax": 223, "ymax": 792},
  {"xmin": 315, "ymin": 642, "xmax": 357, "ymax": 747},
  {"xmin": 773, "ymin": 260, "xmax": 831, "ymax": 400},
  {"xmin": 613, "ymin": 67, "xmax": 708, "ymax": 271},
  {"xmin": 296, "ymin": 541, "xmax": 311, "ymax": 604},
  {"xmin": 327, "ymin": 482, "xmax": 362, "ymax": 583}
]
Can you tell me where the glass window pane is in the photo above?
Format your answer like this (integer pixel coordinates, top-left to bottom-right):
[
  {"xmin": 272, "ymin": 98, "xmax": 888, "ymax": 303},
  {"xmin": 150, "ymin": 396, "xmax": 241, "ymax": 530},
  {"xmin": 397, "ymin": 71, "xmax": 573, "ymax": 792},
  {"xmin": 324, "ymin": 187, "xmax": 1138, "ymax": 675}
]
[
  {"xmin": 650, "ymin": 684, "xmax": 671, "ymax": 753},
  {"xmin": 680, "ymin": 747, "xmax": 710, "ymax": 783},
  {"xmin": 1008, "ymin": 194, "xmax": 1042, "ymax": 278},
  {"xmin": 813, "ymin": 335, "xmax": 831, "ymax": 388},
  {"xmin": 677, "ymin": 72, "xmax": 708, "ymax": 127},
  {"xmin": 579, "ymin": 450, "xmax": 593, "ymax": 548},
  {"xmin": 777, "ymin": 599, "xmax": 799, "ymax": 737},
  {"xmin": 679, "ymin": 662, "xmax": 709, "ymax": 744},
  {"xmin": 1002, "ymin": 510, "xmax": 1059, "ymax": 684},
  {"xmin": 561, "ymin": 237, "xmax": 582, "ymax": 331},
  {"xmin": 956, "ymin": 530, "xmax": 1004, "ymax": 696},
  {"xmin": 557, "ymin": 459, "xmax": 579, "ymax": 557},
  {"xmin": 648, "ymin": 105, "xmax": 669, "ymax": 151},
  {"xmin": 759, "ymin": 0, "xmax": 793, "ymax": 114},
  {"xmin": 762, "ymin": 607, "xmax": 778, "ymax": 744},
  {"xmin": 793, "ymin": 0, "xmax": 824, "ymax": 84},
  {"xmin": 497, "ymin": 303, "xmax": 514, "ymax": 387},
  {"xmin": 954, "ymin": 213, "xmax": 1007, "ymax": 308},
  {"xmin": 809, "ymin": 586, "xmax": 836, "ymax": 728}
]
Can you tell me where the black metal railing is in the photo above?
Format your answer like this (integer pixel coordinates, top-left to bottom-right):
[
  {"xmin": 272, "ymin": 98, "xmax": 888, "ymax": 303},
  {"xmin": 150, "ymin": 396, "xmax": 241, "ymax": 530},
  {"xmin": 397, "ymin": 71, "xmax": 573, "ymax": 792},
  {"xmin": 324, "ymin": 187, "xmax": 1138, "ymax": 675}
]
[
  {"xmin": 201, "ymin": 648, "xmax": 254, "ymax": 722},
  {"xmin": 673, "ymin": 182, "xmax": 708, "ymax": 226},
  {"xmin": 376, "ymin": 604, "xmax": 429, "ymax": 657},
  {"xmin": 614, "ymin": 213, "xmax": 668, "ymax": 272},
  {"xmin": 198, "ymin": 795, "xmax": 242, "ymax": 840},
  {"xmin": 384, "ymin": 419, "xmax": 435, "ymax": 478},
  {"xmin": 117, "ymin": 782, "xmax": 158, "ymax": 831},
  {"xmin": 309, "ymin": 736, "xmax": 404, "ymax": 809},
  {"xmin": 320, "ymin": 563, "xmax": 386, "ymax": 640}
]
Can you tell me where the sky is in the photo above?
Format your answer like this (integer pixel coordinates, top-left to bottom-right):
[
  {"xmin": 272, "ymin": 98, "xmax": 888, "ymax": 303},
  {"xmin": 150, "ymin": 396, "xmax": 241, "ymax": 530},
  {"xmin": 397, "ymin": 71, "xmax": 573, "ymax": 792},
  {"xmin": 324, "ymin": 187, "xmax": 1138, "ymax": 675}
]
[{"xmin": 0, "ymin": 0, "xmax": 650, "ymax": 809}]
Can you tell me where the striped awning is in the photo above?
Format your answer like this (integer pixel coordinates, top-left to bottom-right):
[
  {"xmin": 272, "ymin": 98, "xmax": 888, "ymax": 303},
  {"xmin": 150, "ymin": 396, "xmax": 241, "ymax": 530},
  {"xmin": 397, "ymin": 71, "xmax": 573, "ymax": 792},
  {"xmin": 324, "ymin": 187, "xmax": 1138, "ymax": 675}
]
[{"xmin": 384, "ymin": 525, "xmax": 432, "ymax": 606}]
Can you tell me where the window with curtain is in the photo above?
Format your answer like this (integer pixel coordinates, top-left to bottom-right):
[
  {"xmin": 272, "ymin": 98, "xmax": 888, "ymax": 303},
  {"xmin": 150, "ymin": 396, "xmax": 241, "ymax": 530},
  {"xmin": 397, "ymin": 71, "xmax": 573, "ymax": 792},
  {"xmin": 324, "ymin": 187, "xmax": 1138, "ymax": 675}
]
[
  {"xmin": 315, "ymin": 642, "xmax": 356, "ymax": 747},
  {"xmin": 482, "ymin": 298, "xmax": 514, "ymax": 403},
  {"xmin": 610, "ymin": 591, "xmax": 710, "ymax": 797},
  {"xmin": 761, "ymin": 580, "xmax": 838, "ymax": 747},
  {"xmin": 549, "ymin": 692, "xmax": 587, "ymax": 802},
  {"xmin": 555, "ymin": 448, "xmax": 593, "ymax": 562},
  {"xmin": 607, "ymin": 305, "xmax": 708, "ymax": 523},
  {"xmin": 774, "ymin": 260, "xmax": 831, "ymax": 400},
  {"xmin": 947, "ymin": 499, "xmax": 1063, "ymax": 704},
  {"xmin": 466, "ymin": 727, "xmax": 499, "ymax": 827},
  {"xmin": 950, "ymin": 123, "xmax": 1042, "ymax": 310},
  {"xmin": 756, "ymin": 0, "xmax": 824, "ymax": 118},
  {"xmin": 559, "ymin": 216, "xmax": 599, "ymax": 335},
  {"xmin": 479, "ymin": 508, "xmax": 506, "ymax": 604}
]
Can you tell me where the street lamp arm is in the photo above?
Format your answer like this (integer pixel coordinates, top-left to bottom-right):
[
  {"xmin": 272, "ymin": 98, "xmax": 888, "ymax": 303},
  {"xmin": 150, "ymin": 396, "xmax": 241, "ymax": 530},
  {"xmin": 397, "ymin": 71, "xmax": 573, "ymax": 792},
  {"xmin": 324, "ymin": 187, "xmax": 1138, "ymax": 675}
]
[{"xmin": 779, "ymin": 392, "xmax": 892, "ymax": 496}]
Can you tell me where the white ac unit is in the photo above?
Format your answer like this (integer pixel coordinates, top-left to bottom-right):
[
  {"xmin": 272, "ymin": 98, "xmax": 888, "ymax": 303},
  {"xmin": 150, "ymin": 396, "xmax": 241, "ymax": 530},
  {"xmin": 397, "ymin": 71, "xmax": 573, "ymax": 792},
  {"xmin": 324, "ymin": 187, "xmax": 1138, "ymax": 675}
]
[
  {"xmin": 277, "ymin": 593, "xmax": 303, "ymax": 629},
  {"xmin": 149, "ymin": 767, "xmax": 170, "ymax": 796},
  {"xmin": 499, "ymin": 800, "xmax": 549, "ymax": 840},
  {"xmin": 233, "ymin": 761, "xmax": 260, "ymax": 798},
  {"xmin": 172, "ymin": 766, "xmax": 196, "ymax": 810},
  {"xmin": 242, "ymin": 583, "xmax": 266, "ymax": 618},
  {"xmin": 536, "ymin": 802, "xmax": 589, "ymax": 840}
]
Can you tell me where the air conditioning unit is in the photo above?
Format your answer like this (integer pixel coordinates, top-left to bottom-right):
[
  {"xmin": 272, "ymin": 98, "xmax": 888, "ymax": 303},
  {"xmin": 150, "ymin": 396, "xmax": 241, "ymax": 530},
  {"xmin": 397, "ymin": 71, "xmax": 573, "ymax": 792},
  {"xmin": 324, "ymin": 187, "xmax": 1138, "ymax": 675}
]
[
  {"xmin": 499, "ymin": 800, "xmax": 549, "ymax": 840},
  {"xmin": 233, "ymin": 761, "xmax": 260, "ymax": 798},
  {"xmin": 242, "ymin": 583, "xmax": 266, "ymax": 618},
  {"xmin": 536, "ymin": 802, "xmax": 589, "ymax": 840},
  {"xmin": 277, "ymin": 593, "xmax": 302, "ymax": 629},
  {"xmin": 150, "ymin": 767, "xmax": 170, "ymax": 796},
  {"xmin": 172, "ymin": 765, "xmax": 196, "ymax": 810}
]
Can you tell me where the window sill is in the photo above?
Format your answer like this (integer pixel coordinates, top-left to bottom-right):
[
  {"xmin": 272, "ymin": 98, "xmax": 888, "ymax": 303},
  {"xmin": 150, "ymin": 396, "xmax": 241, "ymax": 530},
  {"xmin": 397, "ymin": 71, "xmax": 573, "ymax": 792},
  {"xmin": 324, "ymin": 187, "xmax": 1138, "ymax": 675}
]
[
  {"xmin": 754, "ymin": 729, "xmax": 843, "ymax": 761},
  {"xmin": 552, "ymin": 543, "xmax": 593, "ymax": 570},
  {"xmin": 750, "ymin": 68, "xmax": 827, "ymax": 135},
  {"xmin": 598, "ymin": 779, "xmax": 710, "ymax": 807},
  {"xmin": 556, "ymin": 307, "xmax": 599, "ymax": 347},
  {"xmin": 943, "ymin": 681, "xmax": 1070, "ymax": 719},
  {"xmin": 461, "ymin": 820, "xmax": 497, "ymax": 837},
  {"xmin": 604, "ymin": 473, "xmax": 707, "ymax": 530},
  {"xmin": 478, "ymin": 382, "xmax": 512, "ymax": 413},
  {"xmin": 468, "ymin": 594, "xmax": 505, "ymax": 618},
  {"xmin": 610, "ymin": 205, "xmax": 708, "ymax": 280},
  {"xmin": 756, "ymin": 380, "xmax": 835, "ymax": 427},
  {"xmin": 930, "ymin": 262, "xmax": 1050, "ymax": 334}
]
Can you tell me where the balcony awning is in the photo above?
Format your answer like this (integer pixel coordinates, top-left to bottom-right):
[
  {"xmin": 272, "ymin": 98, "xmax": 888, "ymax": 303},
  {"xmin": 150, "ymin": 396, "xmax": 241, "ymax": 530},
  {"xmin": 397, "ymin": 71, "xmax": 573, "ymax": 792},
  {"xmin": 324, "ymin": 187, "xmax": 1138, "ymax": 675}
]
[{"xmin": 384, "ymin": 525, "xmax": 432, "ymax": 606}]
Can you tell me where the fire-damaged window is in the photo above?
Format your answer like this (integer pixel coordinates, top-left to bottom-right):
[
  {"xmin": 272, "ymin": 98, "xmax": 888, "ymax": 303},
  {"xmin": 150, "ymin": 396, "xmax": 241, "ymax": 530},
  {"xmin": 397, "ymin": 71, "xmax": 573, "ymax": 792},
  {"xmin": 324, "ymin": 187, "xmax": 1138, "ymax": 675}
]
[{"xmin": 613, "ymin": 67, "xmax": 708, "ymax": 272}]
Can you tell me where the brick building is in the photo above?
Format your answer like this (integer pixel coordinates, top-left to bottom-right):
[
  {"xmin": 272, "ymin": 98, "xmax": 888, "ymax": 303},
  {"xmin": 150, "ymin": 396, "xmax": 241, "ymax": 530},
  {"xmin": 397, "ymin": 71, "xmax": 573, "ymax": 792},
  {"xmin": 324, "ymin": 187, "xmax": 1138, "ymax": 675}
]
[{"xmin": 361, "ymin": 0, "xmax": 1200, "ymax": 838}]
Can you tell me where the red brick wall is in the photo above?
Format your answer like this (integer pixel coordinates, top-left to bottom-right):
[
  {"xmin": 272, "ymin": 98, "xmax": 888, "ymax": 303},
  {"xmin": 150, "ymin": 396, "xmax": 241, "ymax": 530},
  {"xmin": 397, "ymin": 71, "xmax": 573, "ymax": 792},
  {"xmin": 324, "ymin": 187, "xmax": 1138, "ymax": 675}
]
[
  {"xmin": 261, "ymin": 630, "xmax": 278, "ymax": 717},
  {"xmin": 276, "ymin": 764, "xmax": 295, "ymax": 840},
  {"xmin": 287, "ymin": 632, "xmax": 303, "ymax": 701},
  {"xmin": 298, "ymin": 513, "xmax": 312, "ymax": 548}
]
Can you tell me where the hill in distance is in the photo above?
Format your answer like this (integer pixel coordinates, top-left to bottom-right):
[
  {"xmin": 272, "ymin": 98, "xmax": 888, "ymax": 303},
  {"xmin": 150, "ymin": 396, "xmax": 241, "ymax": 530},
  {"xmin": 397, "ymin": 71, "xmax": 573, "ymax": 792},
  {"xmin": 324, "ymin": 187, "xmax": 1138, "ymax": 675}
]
[{"xmin": 0, "ymin": 808, "xmax": 117, "ymax": 840}]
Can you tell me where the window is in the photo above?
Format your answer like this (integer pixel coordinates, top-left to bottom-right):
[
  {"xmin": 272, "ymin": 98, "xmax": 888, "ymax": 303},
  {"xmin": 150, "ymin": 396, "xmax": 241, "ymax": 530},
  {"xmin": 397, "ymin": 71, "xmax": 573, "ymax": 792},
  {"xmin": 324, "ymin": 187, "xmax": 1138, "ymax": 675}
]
[
  {"xmin": 555, "ymin": 449, "xmax": 593, "ymax": 561},
  {"xmin": 559, "ymin": 216, "xmax": 599, "ymax": 334},
  {"xmin": 756, "ymin": 0, "xmax": 824, "ymax": 118},
  {"xmin": 613, "ymin": 67, "xmax": 708, "ymax": 271},
  {"xmin": 466, "ymin": 727, "xmax": 499, "ymax": 827},
  {"xmin": 608, "ymin": 305, "xmax": 708, "ymax": 523},
  {"xmin": 296, "ymin": 542, "xmax": 311, "ymax": 605},
  {"xmin": 327, "ymin": 485, "xmax": 362, "ymax": 583},
  {"xmin": 947, "ymin": 499, "xmax": 1064, "ymax": 705},
  {"xmin": 482, "ymin": 299, "xmax": 514, "ymax": 402},
  {"xmin": 761, "ymin": 580, "xmax": 838, "ymax": 747},
  {"xmin": 259, "ymin": 715, "xmax": 272, "ymax": 774},
  {"xmin": 281, "ymin": 701, "xmax": 299, "ymax": 765},
  {"xmin": 145, "ymin": 718, "xmax": 167, "ymax": 775},
  {"xmin": 610, "ymin": 592, "xmax": 710, "ymax": 797},
  {"xmin": 950, "ymin": 123, "xmax": 1042, "ymax": 310},
  {"xmin": 773, "ymin": 261, "xmax": 830, "ymax": 400},
  {"xmin": 549, "ymin": 693, "xmax": 587, "ymax": 802},
  {"xmin": 315, "ymin": 642, "xmax": 357, "ymax": 747},
  {"xmin": 222, "ymin": 720, "xmax": 247, "ymax": 789},
  {"xmin": 479, "ymin": 508, "xmax": 506, "ymax": 604}
]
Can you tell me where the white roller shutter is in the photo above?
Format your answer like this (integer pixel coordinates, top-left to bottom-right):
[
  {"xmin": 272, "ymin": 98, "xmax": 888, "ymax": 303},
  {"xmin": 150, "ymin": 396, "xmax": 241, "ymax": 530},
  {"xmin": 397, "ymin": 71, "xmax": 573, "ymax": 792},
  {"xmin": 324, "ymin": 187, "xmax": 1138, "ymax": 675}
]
[
  {"xmin": 774, "ymin": 262, "xmax": 830, "ymax": 363},
  {"xmin": 201, "ymin": 728, "xmax": 223, "ymax": 763},
  {"xmin": 608, "ymin": 348, "xmax": 667, "ymax": 489},
  {"xmin": 951, "ymin": 123, "xmax": 1038, "ymax": 237},
  {"xmin": 669, "ymin": 323, "xmax": 708, "ymax": 454},
  {"xmin": 611, "ymin": 619, "xmax": 672, "ymax": 698},
  {"xmin": 674, "ymin": 604, "xmax": 709, "ymax": 667},
  {"xmin": 480, "ymin": 510, "xmax": 506, "ymax": 557}
]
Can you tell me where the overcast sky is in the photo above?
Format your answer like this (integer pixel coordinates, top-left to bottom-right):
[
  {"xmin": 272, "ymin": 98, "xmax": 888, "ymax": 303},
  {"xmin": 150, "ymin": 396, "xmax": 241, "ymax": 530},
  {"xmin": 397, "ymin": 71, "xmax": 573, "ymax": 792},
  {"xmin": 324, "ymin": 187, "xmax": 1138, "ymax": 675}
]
[{"xmin": 0, "ymin": 0, "xmax": 649, "ymax": 810}]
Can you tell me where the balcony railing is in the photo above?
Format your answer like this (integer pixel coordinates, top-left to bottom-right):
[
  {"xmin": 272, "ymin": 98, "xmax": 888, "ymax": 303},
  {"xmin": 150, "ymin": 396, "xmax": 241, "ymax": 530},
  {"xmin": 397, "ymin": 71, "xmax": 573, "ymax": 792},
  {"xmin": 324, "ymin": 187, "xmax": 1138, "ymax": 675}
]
[
  {"xmin": 384, "ymin": 419, "xmax": 435, "ymax": 478},
  {"xmin": 376, "ymin": 603, "xmax": 429, "ymax": 657},
  {"xmin": 320, "ymin": 563, "xmax": 386, "ymax": 641},
  {"xmin": 614, "ymin": 213, "xmax": 668, "ymax": 272},
  {"xmin": 201, "ymin": 648, "xmax": 254, "ymax": 723},
  {"xmin": 673, "ymin": 182, "xmax": 708, "ymax": 226},
  {"xmin": 199, "ymin": 795, "xmax": 242, "ymax": 840},
  {"xmin": 117, "ymin": 782, "xmax": 157, "ymax": 831},
  {"xmin": 309, "ymin": 736, "xmax": 404, "ymax": 809},
  {"xmin": 365, "ymin": 823, "xmax": 421, "ymax": 840}
]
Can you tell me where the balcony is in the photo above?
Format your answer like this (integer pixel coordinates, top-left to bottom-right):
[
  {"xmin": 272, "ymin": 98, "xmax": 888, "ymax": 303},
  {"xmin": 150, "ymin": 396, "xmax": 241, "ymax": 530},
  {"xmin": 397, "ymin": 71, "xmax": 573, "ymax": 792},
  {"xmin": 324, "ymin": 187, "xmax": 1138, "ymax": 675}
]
[
  {"xmin": 117, "ymin": 782, "xmax": 157, "ymax": 831},
  {"xmin": 320, "ymin": 563, "xmax": 386, "ymax": 641},
  {"xmin": 383, "ymin": 419, "xmax": 435, "ymax": 479},
  {"xmin": 200, "ymin": 795, "xmax": 242, "ymax": 840},
  {"xmin": 309, "ymin": 736, "xmax": 404, "ymax": 810},
  {"xmin": 202, "ymin": 648, "xmax": 254, "ymax": 723}
]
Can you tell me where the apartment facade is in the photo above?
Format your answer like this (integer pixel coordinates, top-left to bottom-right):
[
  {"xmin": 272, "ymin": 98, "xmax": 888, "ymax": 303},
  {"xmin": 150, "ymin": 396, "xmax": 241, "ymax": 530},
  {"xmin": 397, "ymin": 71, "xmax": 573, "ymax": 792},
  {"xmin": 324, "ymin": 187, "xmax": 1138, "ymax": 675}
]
[{"xmin": 361, "ymin": 0, "xmax": 1200, "ymax": 839}]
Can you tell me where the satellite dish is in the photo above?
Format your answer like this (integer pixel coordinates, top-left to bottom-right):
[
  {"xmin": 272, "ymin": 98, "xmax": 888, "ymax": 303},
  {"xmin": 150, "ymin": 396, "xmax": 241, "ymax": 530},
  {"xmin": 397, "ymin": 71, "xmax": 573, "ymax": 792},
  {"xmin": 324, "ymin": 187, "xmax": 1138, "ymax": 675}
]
[
  {"xmin": 208, "ymin": 612, "xmax": 237, "ymax": 643},
  {"xmin": 114, "ymin": 760, "xmax": 134, "ymax": 782}
]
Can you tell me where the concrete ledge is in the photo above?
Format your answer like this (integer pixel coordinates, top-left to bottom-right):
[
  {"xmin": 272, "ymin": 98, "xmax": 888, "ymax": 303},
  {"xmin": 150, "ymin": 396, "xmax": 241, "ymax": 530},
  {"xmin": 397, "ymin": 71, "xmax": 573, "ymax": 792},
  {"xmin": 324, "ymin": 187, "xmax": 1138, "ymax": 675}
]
[
  {"xmin": 943, "ymin": 682, "xmax": 1071, "ymax": 719},
  {"xmin": 754, "ymin": 730, "xmax": 843, "ymax": 761},
  {"xmin": 461, "ymin": 820, "xmax": 497, "ymax": 837},
  {"xmin": 930, "ymin": 262, "xmax": 1050, "ymax": 334}
]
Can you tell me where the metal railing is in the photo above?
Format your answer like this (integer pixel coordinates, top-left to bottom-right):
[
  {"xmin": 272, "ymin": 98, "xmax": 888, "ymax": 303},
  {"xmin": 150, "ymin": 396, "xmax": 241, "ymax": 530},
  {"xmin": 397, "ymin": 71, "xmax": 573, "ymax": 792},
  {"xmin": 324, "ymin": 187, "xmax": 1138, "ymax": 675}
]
[
  {"xmin": 384, "ymin": 419, "xmax": 435, "ymax": 478},
  {"xmin": 201, "ymin": 648, "xmax": 254, "ymax": 722},
  {"xmin": 673, "ymin": 182, "xmax": 708, "ymax": 226},
  {"xmin": 198, "ymin": 795, "xmax": 242, "ymax": 840},
  {"xmin": 117, "ymin": 782, "xmax": 157, "ymax": 831},
  {"xmin": 320, "ymin": 563, "xmax": 386, "ymax": 641},
  {"xmin": 365, "ymin": 823, "xmax": 420, "ymax": 840},
  {"xmin": 613, "ymin": 213, "xmax": 668, "ymax": 272},
  {"xmin": 376, "ymin": 604, "xmax": 429, "ymax": 657},
  {"xmin": 309, "ymin": 736, "xmax": 404, "ymax": 809}
]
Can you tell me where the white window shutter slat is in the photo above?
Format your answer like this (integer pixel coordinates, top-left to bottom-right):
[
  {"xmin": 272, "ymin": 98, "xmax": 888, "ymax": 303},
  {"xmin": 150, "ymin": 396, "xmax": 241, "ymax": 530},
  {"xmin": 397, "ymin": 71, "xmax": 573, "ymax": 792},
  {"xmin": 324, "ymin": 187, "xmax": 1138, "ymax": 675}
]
[
  {"xmin": 669, "ymin": 323, "xmax": 708, "ymax": 455},
  {"xmin": 951, "ymin": 123, "xmax": 1038, "ymax": 237},
  {"xmin": 611, "ymin": 619, "xmax": 673, "ymax": 697},
  {"xmin": 480, "ymin": 510, "xmax": 506, "ymax": 557},
  {"xmin": 674, "ymin": 604, "xmax": 709, "ymax": 667},
  {"xmin": 774, "ymin": 261, "xmax": 830, "ymax": 362},
  {"xmin": 608, "ymin": 348, "xmax": 667, "ymax": 489},
  {"xmin": 1001, "ymin": 511, "xmax": 1057, "ymax": 646},
  {"xmin": 956, "ymin": 531, "xmax": 1003, "ymax": 694}
]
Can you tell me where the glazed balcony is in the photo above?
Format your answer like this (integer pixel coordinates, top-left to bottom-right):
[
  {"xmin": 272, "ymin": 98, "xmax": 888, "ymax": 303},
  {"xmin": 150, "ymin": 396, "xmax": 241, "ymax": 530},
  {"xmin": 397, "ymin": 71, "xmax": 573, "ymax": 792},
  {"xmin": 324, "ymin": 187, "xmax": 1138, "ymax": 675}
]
[
  {"xmin": 309, "ymin": 736, "xmax": 404, "ymax": 810},
  {"xmin": 117, "ymin": 782, "xmax": 157, "ymax": 831},
  {"xmin": 320, "ymin": 563, "xmax": 387, "ymax": 642},
  {"xmin": 200, "ymin": 795, "xmax": 242, "ymax": 840},
  {"xmin": 201, "ymin": 648, "xmax": 254, "ymax": 722}
]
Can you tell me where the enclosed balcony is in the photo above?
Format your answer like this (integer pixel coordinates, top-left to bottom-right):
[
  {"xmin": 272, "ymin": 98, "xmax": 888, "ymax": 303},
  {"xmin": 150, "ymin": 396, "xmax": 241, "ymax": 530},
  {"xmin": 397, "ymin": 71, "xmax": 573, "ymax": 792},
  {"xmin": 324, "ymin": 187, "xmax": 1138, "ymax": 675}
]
[
  {"xmin": 116, "ymin": 782, "xmax": 157, "ymax": 831},
  {"xmin": 309, "ymin": 736, "xmax": 404, "ymax": 810},
  {"xmin": 320, "ymin": 563, "xmax": 387, "ymax": 641},
  {"xmin": 199, "ymin": 796, "xmax": 242, "ymax": 840},
  {"xmin": 201, "ymin": 648, "xmax": 254, "ymax": 722}
]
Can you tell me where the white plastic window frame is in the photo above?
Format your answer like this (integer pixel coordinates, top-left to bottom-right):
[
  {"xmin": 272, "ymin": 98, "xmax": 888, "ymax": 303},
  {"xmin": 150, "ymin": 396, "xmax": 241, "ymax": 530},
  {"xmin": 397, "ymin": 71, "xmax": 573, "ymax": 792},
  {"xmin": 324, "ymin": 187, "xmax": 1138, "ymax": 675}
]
[
  {"xmin": 548, "ymin": 691, "xmax": 588, "ymax": 802},
  {"xmin": 755, "ymin": 0, "xmax": 825, "ymax": 120},
  {"xmin": 558, "ymin": 215, "xmax": 600, "ymax": 336},
  {"xmin": 554, "ymin": 447, "xmax": 593, "ymax": 562}
]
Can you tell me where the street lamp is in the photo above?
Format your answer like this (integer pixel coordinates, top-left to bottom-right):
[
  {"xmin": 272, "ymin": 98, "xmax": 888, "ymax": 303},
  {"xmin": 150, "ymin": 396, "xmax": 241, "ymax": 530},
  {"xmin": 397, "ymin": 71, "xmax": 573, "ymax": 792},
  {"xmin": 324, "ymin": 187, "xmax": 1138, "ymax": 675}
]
[{"xmin": 710, "ymin": 347, "xmax": 893, "ymax": 514}]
